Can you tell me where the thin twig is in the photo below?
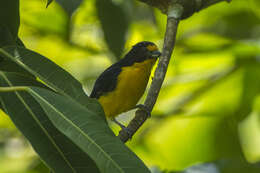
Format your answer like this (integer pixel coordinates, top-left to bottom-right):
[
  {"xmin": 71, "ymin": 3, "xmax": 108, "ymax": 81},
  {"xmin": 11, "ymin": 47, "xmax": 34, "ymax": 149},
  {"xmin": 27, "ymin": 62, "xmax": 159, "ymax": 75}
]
[{"xmin": 118, "ymin": 3, "xmax": 183, "ymax": 142}]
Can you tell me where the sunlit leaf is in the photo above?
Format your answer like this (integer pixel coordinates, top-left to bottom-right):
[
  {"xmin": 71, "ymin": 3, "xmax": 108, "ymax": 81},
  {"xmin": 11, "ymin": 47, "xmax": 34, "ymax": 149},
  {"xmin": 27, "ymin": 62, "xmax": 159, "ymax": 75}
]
[
  {"xmin": 22, "ymin": 1, "xmax": 69, "ymax": 39},
  {"xmin": 28, "ymin": 86, "xmax": 151, "ymax": 173},
  {"xmin": 144, "ymin": 115, "xmax": 242, "ymax": 170},
  {"xmin": 16, "ymin": 37, "xmax": 25, "ymax": 47},
  {"xmin": 0, "ymin": 46, "xmax": 104, "ymax": 119},
  {"xmin": 96, "ymin": 0, "xmax": 129, "ymax": 58},
  {"xmin": 239, "ymin": 112, "xmax": 260, "ymax": 163},
  {"xmin": 250, "ymin": 0, "xmax": 260, "ymax": 18},
  {"xmin": 163, "ymin": 159, "xmax": 260, "ymax": 173},
  {"xmin": 0, "ymin": 71, "xmax": 100, "ymax": 173}
]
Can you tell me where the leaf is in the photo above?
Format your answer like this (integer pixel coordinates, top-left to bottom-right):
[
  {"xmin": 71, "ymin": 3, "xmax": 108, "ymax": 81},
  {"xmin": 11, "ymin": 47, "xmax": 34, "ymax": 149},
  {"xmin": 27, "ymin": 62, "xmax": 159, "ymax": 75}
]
[
  {"xmin": 0, "ymin": 29, "xmax": 34, "ymax": 78},
  {"xmin": 0, "ymin": 46, "xmax": 104, "ymax": 119},
  {"xmin": 16, "ymin": 37, "xmax": 25, "ymax": 47},
  {"xmin": 0, "ymin": 20, "xmax": 33, "ymax": 78},
  {"xmin": 145, "ymin": 114, "xmax": 242, "ymax": 170},
  {"xmin": 161, "ymin": 159, "xmax": 260, "ymax": 173},
  {"xmin": 96, "ymin": 0, "xmax": 129, "ymax": 58},
  {"xmin": 0, "ymin": 71, "xmax": 100, "ymax": 173},
  {"xmin": 23, "ymin": 1, "xmax": 70, "ymax": 40},
  {"xmin": 28, "ymin": 86, "xmax": 151, "ymax": 173},
  {"xmin": 0, "ymin": 54, "xmax": 35, "ymax": 79},
  {"xmin": 211, "ymin": 10, "xmax": 260, "ymax": 40},
  {"xmin": 0, "ymin": 25, "xmax": 15, "ymax": 47},
  {"xmin": 56, "ymin": 0, "xmax": 83, "ymax": 17},
  {"xmin": 27, "ymin": 159, "xmax": 52, "ymax": 173},
  {"xmin": 0, "ymin": 0, "xmax": 20, "ymax": 40}
]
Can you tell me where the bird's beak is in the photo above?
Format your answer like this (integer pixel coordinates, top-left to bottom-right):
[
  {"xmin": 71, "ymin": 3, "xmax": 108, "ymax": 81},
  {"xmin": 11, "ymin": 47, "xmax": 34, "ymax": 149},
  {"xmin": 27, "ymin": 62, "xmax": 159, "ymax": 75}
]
[{"xmin": 151, "ymin": 50, "xmax": 161, "ymax": 58}]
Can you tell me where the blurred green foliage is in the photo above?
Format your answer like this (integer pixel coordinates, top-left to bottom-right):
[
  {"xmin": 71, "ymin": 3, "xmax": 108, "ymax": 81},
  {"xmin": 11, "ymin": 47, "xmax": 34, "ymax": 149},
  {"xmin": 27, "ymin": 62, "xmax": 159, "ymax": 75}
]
[{"xmin": 0, "ymin": 0, "xmax": 260, "ymax": 172}]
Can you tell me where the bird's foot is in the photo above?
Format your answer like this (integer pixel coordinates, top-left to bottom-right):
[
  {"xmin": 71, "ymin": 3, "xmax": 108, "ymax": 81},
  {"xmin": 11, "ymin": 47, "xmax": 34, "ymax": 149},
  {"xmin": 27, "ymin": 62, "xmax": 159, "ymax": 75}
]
[
  {"xmin": 134, "ymin": 104, "xmax": 151, "ymax": 117},
  {"xmin": 112, "ymin": 118, "xmax": 133, "ymax": 138}
]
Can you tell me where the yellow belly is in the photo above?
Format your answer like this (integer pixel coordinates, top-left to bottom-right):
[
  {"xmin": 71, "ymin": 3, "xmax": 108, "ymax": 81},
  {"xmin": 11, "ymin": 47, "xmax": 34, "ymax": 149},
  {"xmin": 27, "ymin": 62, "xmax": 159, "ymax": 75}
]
[{"xmin": 98, "ymin": 59, "xmax": 156, "ymax": 118}]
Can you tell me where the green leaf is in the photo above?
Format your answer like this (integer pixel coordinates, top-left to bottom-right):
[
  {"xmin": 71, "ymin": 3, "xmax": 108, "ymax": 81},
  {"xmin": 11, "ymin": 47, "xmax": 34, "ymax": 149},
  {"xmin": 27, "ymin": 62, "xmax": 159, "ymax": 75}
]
[
  {"xmin": 161, "ymin": 159, "xmax": 260, "ymax": 173},
  {"xmin": 0, "ymin": 56, "xmax": 35, "ymax": 79},
  {"xmin": 0, "ymin": 0, "xmax": 20, "ymax": 40},
  {"xmin": 96, "ymin": 0, "xmax": 129, "ymax": 58},
  {"xmin": 183, "ymin": 159, "xmax": 260, "ymax": 173},
  {"xmin": 0, "ymin": 71, "xmax": 100, "ymax": 173},
  {"xmin": 0, "ymin": 29, "xmax": 33, "ymax": 78},
  {"xmin": 0, "ymin": 46, "xmax": 104, "ymax": 119},
  {"xmin": 16, "ymin": 37, "xmax": 25, "ymax": 47},
  {"xmin": 0, "ymin": 25, "xmax": 33, "ymax": 78},
  {"xmin": 212, "ymin": 11, "xmax": 260, "ymax": 40},
  {"xmin": 56, "ymin": 0, "xmax": 83, "ymax": 17},
  {"xmin": 0, "ymin": 25, "xmax": 32, "ymax": 78},
  {"xmin": 23, "ymin": 1, "xmax": 70, "ymax": 40},
  {"xmin": 145, "ymin": 114, "xmax": 242, "ymax": 170},
  {"xmin": 28, "ymin": 86, "xmax": 151, "ymax": 173},
  {"xmin": 0, "ymin": 25, "xmax": 15, "ymax": 47}
]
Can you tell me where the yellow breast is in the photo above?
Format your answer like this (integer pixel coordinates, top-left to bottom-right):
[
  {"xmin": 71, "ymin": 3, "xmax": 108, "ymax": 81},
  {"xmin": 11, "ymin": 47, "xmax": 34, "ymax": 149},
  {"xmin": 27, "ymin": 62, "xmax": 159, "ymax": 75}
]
[{"xmin": 98, "ymin": 59, "xmax": 156, "ymax": 118}]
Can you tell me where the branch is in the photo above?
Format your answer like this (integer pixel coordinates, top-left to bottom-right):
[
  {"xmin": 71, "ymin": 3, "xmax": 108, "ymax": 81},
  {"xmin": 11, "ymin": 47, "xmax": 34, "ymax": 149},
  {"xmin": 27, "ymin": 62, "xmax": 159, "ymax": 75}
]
[
  {"xmin": 118, "ymin": 0, "xmax": 232, "ymax": 142},
  {"xmin": 118, "ymin": 3, "xmax": 183, "ymax": 142},
  {"xmin": 139, "ymin": 0, "xmax": 231, "ymax": 18}
]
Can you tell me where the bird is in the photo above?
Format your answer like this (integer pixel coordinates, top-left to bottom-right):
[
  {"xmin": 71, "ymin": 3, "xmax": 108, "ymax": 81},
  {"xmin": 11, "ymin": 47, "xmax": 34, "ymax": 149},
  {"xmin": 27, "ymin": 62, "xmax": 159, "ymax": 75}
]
[{"xmin": 90, "ymin": 41, "xmax": 161, "ymax": 129}]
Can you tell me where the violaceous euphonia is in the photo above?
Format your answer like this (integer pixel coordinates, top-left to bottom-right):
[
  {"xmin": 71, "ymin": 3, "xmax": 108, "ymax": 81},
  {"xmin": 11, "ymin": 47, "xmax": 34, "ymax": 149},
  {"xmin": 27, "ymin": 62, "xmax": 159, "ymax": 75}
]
[{"xmin": 90, "ymin": 41, "xmax": 161, "ymax": 128}]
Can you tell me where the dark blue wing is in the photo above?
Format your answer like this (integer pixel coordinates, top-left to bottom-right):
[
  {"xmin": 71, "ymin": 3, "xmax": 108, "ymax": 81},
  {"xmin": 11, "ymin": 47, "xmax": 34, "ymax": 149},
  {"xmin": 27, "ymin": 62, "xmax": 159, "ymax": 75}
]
[{"xmin": 90, "ymin": 64, "xmax": 122, "ymax": 99}]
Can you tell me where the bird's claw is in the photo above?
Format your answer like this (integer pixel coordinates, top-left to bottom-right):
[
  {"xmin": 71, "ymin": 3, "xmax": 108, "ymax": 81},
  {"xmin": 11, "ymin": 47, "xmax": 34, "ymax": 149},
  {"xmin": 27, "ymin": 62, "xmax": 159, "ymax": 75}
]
[{"xmin": 112, "ymin": 118, "xmax": 133, "ymax": 138}]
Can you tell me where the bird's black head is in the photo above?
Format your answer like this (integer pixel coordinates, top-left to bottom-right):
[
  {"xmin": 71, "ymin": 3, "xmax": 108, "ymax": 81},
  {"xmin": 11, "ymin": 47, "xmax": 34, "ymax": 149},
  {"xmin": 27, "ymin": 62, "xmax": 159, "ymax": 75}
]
[{"xmin": 124, "ymin": 41, "xmax": 161, "ymax": 63}]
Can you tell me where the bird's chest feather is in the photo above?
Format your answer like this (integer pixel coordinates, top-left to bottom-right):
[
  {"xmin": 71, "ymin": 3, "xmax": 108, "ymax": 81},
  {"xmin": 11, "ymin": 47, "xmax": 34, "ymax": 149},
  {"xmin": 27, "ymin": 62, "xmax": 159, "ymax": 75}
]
[
  {"xmin": 117, "ymin": 61, "xmax": 153, "ymax": 99},
  {"xmin": 99, "ymin": 59, "xmax": 155, "ymax": 118}
]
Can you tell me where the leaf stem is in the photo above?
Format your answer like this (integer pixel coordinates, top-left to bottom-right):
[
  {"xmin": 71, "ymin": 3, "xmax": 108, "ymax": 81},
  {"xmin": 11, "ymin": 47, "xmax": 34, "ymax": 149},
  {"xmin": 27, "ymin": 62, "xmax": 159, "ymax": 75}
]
[{"xmin": 0, "ymin": 86, "xmax": 28, "ymax": 92}]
